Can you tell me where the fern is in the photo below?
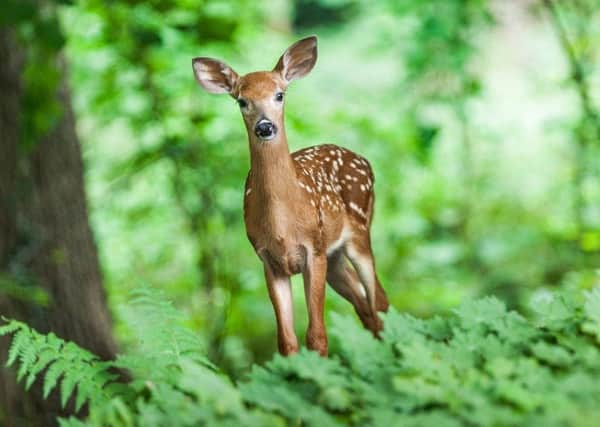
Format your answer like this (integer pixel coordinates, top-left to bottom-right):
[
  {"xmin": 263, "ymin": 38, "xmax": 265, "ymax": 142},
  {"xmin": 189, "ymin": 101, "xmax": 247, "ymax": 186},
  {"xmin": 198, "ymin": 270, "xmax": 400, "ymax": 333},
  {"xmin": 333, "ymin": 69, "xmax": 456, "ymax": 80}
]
[
  {"xmin": 3, "ymin": 287, "xmax": 600, "ymax": 426},
  {"xmin": 0, "ymin": 319, "xmax": 118, "ymax": 412},
  {"xmin": 114, "ymin": 287, "xmax": 213, "ymax": 382}
]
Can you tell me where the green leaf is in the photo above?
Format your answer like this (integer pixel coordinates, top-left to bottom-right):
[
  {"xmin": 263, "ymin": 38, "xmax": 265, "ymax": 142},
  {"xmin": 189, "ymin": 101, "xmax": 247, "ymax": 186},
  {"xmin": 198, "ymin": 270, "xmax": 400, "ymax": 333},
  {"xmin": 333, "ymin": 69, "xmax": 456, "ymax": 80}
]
[
  {"xmin": 582, "ymin": 287, "xmax": 600, "ymax": 342},
  {"xmin": 0, "ymin": 319, "xmax": 23, "ymax": 336},
  {"xmin": 43, "ymin": 358, "xmax": 66, "ymax": 399},
  {"xmin": 530, "ymin": 341, "xmax": 572, "ymax": 367},
  {"xmin": 60, "ymin": 365, "xmax": 81, "ymax": 408},
  {"xmin": 6, "ymin": 328, "xmax": 29, "ymax": 367}
]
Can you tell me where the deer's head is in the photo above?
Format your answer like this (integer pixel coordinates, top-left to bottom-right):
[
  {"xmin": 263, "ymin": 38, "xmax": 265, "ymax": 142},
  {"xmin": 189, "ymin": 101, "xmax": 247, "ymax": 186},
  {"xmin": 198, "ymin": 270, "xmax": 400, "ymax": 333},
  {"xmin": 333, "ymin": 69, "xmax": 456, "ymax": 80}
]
[{"xmin": 192, "ymin": 36, "xmax": 317, "ymax": 142}]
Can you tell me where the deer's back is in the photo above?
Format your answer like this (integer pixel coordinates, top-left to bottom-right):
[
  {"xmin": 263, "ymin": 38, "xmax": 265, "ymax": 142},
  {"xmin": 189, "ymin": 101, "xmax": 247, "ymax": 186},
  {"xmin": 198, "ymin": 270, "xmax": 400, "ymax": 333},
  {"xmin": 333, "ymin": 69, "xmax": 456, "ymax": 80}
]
[{"xmin": 292, "ymin": 144, "xmax": 375, "ymax": 230}]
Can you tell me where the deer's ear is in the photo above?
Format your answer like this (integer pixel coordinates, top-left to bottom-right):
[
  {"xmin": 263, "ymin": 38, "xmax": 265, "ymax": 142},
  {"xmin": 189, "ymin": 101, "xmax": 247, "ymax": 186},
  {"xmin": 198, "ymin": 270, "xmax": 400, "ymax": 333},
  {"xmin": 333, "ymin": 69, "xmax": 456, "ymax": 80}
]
[
  {"xmin": 273, "ymin": 36, "xmax": 317, "ymax": 83},
  {"xmin": 192, "ymin": 57, "xmax": 238, "ymax": 95}
]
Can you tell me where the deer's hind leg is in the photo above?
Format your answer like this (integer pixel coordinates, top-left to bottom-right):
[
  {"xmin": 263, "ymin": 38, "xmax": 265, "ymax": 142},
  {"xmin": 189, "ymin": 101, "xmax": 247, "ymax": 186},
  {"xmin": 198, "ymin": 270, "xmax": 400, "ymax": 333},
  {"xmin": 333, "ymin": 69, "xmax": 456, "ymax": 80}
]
[
  {"xmin": 343, "ymin": 232, "xmax": 389, "ymax": 333},
  {"xmin": 326, "ymin": 250, "xmax": 381, "ymax": 334}
]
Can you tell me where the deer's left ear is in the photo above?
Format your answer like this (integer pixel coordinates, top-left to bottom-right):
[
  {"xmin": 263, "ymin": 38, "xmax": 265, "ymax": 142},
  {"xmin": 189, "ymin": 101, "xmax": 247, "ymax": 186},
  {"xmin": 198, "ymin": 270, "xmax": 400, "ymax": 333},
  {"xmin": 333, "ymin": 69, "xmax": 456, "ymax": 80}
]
[
  {"xmin": 192, "ymin": 57, "xmax": 239, "ymax": 95},
  {"xmin": 273, "ymin": 36, "xmax": 318, "ymax": 84}
]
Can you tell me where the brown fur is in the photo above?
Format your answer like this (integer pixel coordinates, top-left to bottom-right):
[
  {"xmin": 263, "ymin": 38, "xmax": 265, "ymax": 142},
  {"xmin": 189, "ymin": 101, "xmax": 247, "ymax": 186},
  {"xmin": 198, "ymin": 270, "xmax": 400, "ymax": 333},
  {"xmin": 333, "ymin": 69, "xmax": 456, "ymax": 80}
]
[{"xmin": 193, "ymin": 36, "xmax": 389, "ymax": 356}]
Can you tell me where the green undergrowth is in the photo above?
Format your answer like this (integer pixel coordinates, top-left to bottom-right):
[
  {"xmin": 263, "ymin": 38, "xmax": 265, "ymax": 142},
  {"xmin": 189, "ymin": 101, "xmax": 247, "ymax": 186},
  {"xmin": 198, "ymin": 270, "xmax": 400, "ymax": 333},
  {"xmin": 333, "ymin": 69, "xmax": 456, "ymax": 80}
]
[{"xmin": 2, "ymin": 286, "xmax": 600, "ymax": 426}]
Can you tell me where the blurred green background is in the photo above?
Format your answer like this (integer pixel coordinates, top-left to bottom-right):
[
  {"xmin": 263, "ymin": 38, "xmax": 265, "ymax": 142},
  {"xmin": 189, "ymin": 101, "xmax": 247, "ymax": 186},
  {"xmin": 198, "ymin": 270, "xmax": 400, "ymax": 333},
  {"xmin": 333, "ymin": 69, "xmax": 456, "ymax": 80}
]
[{"xmin": 3, "ymin": 0, "xmax": 600, "ymax": 380}]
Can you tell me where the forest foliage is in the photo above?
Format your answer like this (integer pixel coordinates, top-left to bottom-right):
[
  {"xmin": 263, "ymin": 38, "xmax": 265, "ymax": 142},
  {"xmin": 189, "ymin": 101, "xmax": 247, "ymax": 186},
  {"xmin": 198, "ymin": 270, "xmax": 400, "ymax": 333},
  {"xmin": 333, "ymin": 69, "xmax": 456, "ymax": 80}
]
[
  {"xmin": 3, "ymin": 285, "xmax": 600, "ymax": 426},
  {"xmin": 40, "ymin": 0, "xmax": 599, "ymax": 374},
  {"xmin": 63, "ymin": 0, "xmax": 600, "ymax": 372},
  {"xmin": 1, "ymin": 0, "xmax": 600, "ymax": 424}
]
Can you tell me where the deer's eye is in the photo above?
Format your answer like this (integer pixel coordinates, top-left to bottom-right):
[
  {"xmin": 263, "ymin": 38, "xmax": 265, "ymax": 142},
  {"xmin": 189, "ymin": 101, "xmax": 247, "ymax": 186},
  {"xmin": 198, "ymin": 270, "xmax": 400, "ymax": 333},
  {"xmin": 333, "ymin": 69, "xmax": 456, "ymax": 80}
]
[
  {"xmin": 275, "ymin": 92, "xmax": 284, "ymax": 102},
  {"xmin": 238, "ymin": 98, "xmax": 248, "ymax": 108}
]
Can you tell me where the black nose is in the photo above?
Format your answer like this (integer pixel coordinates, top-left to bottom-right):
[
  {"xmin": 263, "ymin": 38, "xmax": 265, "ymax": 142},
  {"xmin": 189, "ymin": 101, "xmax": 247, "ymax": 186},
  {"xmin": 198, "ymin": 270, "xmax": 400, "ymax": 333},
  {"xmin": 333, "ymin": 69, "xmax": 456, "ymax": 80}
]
[{"xmin": 254, "ymin": 119, "xmax": 277, "ymax": 139}]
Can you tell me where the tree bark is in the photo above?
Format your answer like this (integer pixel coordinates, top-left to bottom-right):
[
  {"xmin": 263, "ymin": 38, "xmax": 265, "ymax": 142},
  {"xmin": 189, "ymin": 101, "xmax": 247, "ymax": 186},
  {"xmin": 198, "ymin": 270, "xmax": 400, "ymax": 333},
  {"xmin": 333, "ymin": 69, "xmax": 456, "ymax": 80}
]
[{"xmin": 0, "ymin": 29, "xmax": 117, "ymax": 427}]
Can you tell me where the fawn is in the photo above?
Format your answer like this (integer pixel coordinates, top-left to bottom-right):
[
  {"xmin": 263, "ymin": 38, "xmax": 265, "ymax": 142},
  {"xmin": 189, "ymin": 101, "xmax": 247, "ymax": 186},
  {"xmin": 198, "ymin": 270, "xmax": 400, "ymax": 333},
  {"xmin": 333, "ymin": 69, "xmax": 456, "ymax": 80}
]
[{"xmin": 192, "ymin": 36, "xmax": 389, "ymax": 356}]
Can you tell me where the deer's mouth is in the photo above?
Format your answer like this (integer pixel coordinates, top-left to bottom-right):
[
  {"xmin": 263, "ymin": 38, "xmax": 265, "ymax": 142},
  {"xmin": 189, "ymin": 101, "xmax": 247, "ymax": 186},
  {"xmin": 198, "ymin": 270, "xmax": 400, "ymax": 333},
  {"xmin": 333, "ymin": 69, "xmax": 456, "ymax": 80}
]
[{"xmin": 254, "ymin": 118, "xmax": 278, "ymax": 141}]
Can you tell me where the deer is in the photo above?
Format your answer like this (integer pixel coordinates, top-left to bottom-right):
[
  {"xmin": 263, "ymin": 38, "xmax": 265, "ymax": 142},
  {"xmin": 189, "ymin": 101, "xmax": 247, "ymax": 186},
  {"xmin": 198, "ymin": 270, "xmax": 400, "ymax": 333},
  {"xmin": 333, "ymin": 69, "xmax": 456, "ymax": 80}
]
[{"xmin": 192, "ymin": 36, "xmax": 389, "ymax": 356}]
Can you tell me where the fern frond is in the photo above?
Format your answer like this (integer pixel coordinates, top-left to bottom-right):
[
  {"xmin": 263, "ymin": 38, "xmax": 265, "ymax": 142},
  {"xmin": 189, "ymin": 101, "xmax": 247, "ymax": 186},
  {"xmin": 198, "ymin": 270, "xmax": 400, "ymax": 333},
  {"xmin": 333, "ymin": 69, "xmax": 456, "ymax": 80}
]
[
  {"xmin": 6, "ymin": 325, "xmax": 29, "ymax": 367},
  {"xmin": 1, "ymin": 318, "xmax": 119, "ymax": 411},
  {"xmin": 0, "ymin": 317, "xmax": 23, "ymax": 336},
  {"xmin": 25, "ymin": 345, "xmax": 59, "ymax": 390},
  {"xmin": 116, "ymin": 286, "xmax": 213, "ymax": 382},
  {"xmin": 60, "ymin": 365, "xmax": 82, "ymax": 408},
  {"xmin": 44, "ymin": 356, "xmax": 67, "ymax": 398}
]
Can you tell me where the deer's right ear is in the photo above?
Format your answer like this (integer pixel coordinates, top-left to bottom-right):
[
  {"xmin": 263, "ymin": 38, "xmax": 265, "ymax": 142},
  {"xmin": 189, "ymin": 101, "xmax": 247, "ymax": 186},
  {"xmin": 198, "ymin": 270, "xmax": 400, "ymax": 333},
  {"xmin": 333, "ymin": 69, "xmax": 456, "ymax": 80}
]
[{"xmin": 192, "ymin": 57, "xmax": 238, "ymax": 95}]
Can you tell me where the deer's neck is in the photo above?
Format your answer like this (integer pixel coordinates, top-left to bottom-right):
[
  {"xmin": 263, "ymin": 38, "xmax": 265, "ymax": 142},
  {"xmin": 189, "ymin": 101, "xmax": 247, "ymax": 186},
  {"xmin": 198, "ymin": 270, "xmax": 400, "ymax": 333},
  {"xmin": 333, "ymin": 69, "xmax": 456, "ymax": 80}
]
[{"xmin": 248, "ymin": 132, "xmax": 300, "ymax": 208}]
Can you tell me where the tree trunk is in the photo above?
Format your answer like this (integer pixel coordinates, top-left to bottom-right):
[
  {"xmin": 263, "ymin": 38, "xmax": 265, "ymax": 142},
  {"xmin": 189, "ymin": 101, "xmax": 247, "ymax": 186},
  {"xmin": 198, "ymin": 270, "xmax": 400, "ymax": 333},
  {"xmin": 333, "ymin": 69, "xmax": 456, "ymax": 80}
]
[{"xmin": 0, "ymin": 29, "xmax": 117, "ymax": 427}]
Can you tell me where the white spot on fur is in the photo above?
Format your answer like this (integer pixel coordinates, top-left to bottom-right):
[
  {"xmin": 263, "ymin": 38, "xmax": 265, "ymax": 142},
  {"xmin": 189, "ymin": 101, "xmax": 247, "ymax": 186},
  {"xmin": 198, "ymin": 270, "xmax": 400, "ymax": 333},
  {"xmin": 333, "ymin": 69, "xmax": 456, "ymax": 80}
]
[{"xmin": 349, "ymin": 202, "xmax": 367, "ymax": 218}]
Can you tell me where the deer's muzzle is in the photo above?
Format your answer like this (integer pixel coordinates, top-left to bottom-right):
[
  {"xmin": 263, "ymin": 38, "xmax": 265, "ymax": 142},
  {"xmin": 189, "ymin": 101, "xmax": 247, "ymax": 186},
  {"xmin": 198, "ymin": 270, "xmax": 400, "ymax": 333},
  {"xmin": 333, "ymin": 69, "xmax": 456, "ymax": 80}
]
[{"xmin": 254, "ymin": 118, "xmax": 277, "ymax": 141}]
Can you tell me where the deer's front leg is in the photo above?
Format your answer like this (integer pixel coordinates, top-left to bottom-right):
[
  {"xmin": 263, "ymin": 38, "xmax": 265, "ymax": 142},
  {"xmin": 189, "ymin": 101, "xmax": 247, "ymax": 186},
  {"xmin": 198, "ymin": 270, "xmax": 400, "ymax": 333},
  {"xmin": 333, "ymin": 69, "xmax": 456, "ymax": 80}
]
[
  {"xmin": 303, "ymin": 252, "xmax": 328, "ymax": 356},
  {"xmin": 264, "ymin": 264, "xmax": 298, "ymax": 356}
]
